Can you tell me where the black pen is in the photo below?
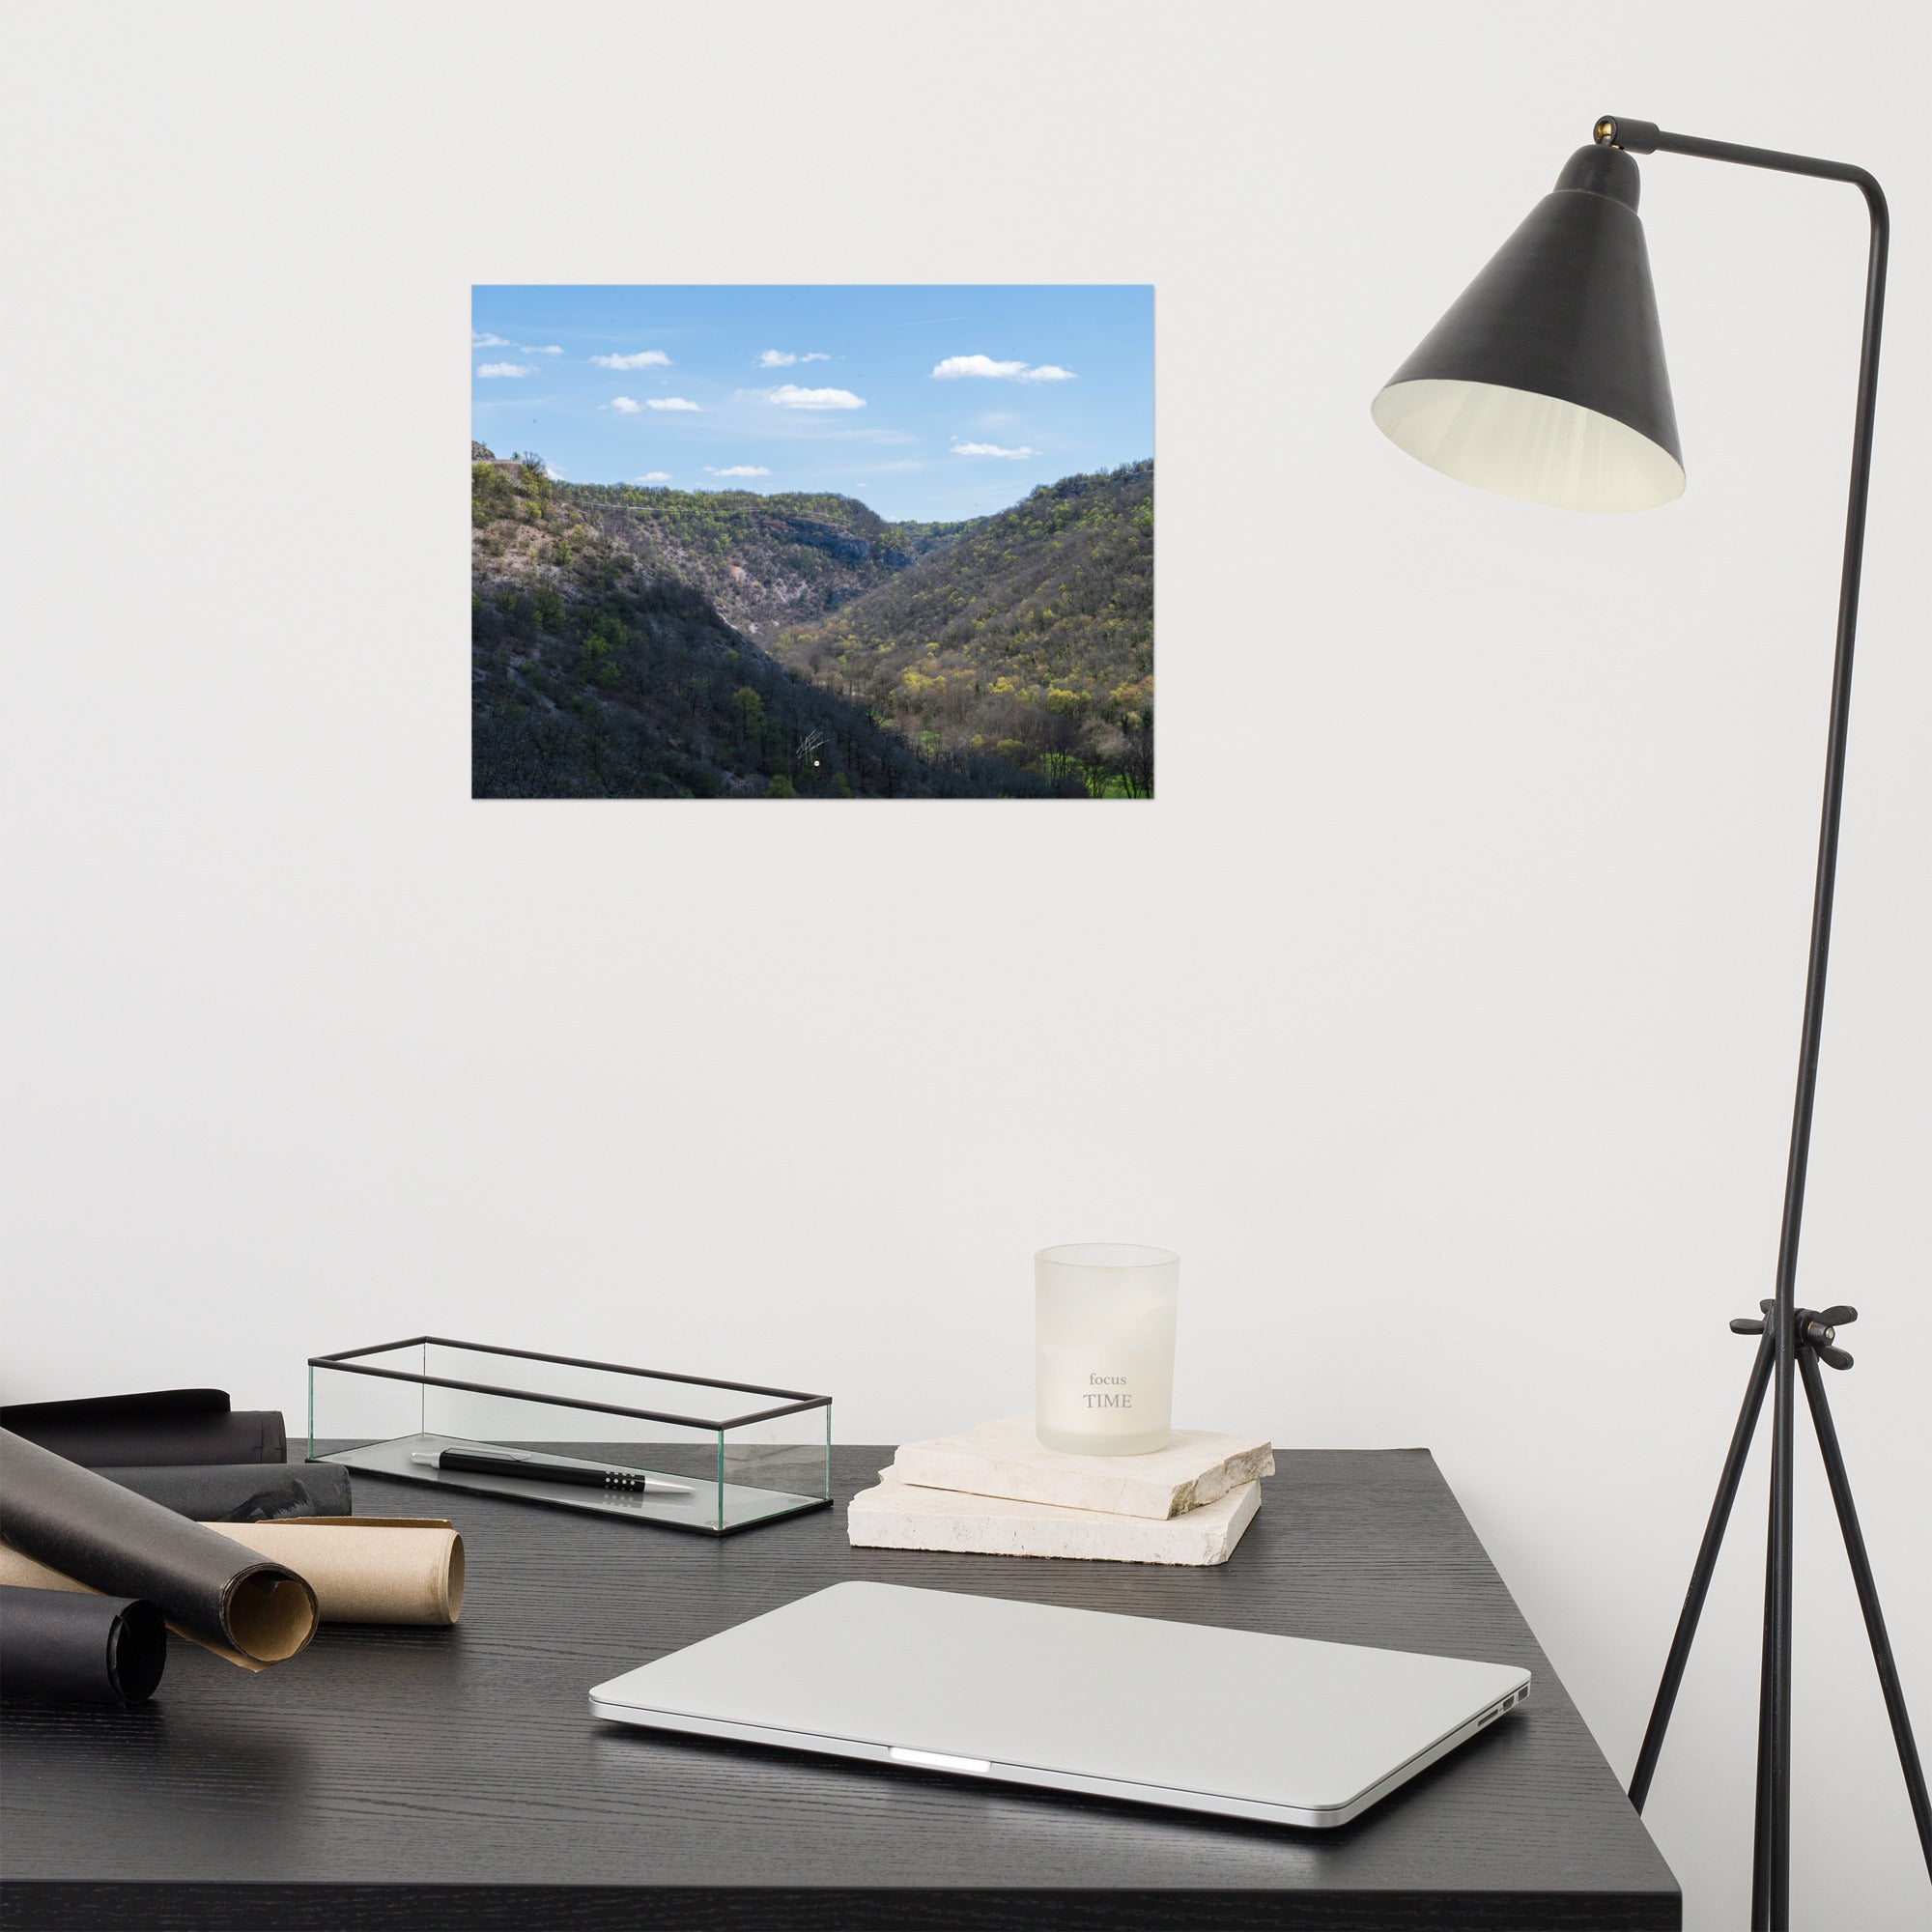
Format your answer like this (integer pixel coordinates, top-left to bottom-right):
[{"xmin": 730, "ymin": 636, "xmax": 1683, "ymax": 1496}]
[{"xmin": 411, "ymin": 1446, "xmax": 691, "ymax": 1495}]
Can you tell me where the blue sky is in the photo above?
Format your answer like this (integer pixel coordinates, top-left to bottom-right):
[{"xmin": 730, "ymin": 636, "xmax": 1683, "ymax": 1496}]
[{"xmin": 470, "ymin": 285, "xmax": 1151, "ymax": 521}]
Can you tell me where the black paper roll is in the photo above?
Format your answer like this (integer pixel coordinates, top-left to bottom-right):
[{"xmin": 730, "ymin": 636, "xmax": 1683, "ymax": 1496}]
[
  {"xmin": 0, "ymin": 1390, "xmax": 286, "ymax": 1466},
  {"xmin": 0, "ymin": 1430, "xmax": 317, "ymax": 1668},
  {"xmin": 97, "ymin": 1463, "xmax": 353, "ymax": 1522},
  {"xmin": 0, "ymin": 1585, "xmax": 167, "ymax": 1705}
]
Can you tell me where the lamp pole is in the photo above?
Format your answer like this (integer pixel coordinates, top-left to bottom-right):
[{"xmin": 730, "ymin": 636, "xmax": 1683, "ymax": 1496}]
[
  {"xmin": 1588, "ymin": 119, "xmax": 1923, "ymax": 1932},
  {"xmin": 1375, "ymin": 114, "xmax": 1927, "ymax": 1929}
]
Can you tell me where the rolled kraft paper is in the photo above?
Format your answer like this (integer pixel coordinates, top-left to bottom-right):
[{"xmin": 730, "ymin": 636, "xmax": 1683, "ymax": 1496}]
[
  {"xmin": 0, "ymin": 1522, "xmax": 463, "ymax": 1630},
  {"xmin": 0, "ymin": 1547, "xmax": 266, "ymax": 1672},
  {"xmin": 0, "ymin": 1390, "xmax": 286, "ymax": 1467},
  {"xmin": 98, "ymin": 1463, "xmax": 354, "ymax": 1522},
  {"xmin": 0, "ymin": 1430, "xmax": 316, "ymax": 1670},
  {"xmin": 202, "ymin": 1520, "xmax": 466, "ymax": 1625},
  {"xmin": 0, "ymin": 1584, "xmax": 167, "ymax": 1705}
]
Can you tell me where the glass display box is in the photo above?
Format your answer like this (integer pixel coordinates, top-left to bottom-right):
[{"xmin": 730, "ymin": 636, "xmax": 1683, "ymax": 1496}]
[{"xmin": 308, "ymin": 1337, "xmax": 832, "ymax": 1535}]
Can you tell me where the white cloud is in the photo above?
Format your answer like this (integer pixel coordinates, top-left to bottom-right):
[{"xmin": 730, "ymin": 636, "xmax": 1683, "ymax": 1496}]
[
  {"xmin": 544, "ymin": 464, "xmax": 566, "ymax": 480},
  {"xmin": 609, "ymin": 396, "xmax": 644, "ymax": 413},
  {"xmin": 589, "ymin": 350, "xmax": 671, "ymax": 369},
  {"xmin": 801, "ymin": 351, "xmax": 830, "ymax": 362},
  {"xmin": 476, "ymin": 362, "xmax": 534, "ymax": 378},
  {"xmin": 757, "ymin": 350, "xmax": 796, "ymax": 367},
  {"xmin": 705, "ymin": 465, "xmax": 771, "ymax": 477},
  {"xmin": 951, "ymin": 440, "xmax": 1039, "ymax": 458},
  {"xmin": 932, "ymin": 354, "xmax": 1075, "ymax": 383},
  {"xmin": 477, "ymin": 331, "xmax": 563, "ymax": 354},
  {"xmin": 643, "ymin": 396, "xmax": 700, "ymax": 411},
  {"xmin": 933, "ymin": 355, "xmax": 1027, "ymax": 380},
  {"xmin": 634, "ymin": 471, "xmax": 673, "ymax": 484},
  {"xmin": 764, "ymin": 384, "xmax": 865, "ymax": 411}
]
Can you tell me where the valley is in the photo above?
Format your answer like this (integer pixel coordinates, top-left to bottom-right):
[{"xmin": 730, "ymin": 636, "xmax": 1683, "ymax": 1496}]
[{"xmin": 470, "ymin": 450, "xmax": 1152, "ymax": 800}]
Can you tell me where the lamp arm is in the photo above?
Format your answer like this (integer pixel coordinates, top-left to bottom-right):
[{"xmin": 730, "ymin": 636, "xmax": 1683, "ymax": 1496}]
[
  {"xmin": 1598, "ymin": 114, "xmax": 1890, "ymax": 1932},
  {"xmin": 1595, "ymin": 115, "xmax": 1884, "ymax": 205}
]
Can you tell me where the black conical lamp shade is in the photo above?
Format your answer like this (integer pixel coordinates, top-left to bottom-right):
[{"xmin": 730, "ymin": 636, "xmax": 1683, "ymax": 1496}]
[{"xmin": 1373, "ymin": 145, "xmax": 1684, "ymax": 512}]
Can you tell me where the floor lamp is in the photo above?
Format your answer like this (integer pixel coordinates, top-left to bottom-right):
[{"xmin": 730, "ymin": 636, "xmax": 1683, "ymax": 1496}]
[{"xmin": 1370, "ymin": 116, "xmax": 1930, "ymax": 1931}]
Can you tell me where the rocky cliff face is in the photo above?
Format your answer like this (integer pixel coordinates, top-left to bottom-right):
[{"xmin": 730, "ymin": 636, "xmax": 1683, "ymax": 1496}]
[
  {"xmin": 555, "ymin": 490, "xmax": 927, "ymax": 640},
  {"xmin": 777, "ymin": 516, "xmax": 895, "ymax": 568}
]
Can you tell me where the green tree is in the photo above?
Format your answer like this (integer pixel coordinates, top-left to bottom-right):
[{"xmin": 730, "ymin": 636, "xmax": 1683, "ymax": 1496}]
[
  {"xmin": 582, "ymin": 615, "xmax": 623, "ymax": 688},
  {"xmin": 1118, "ymin": 708, "xmax": 1153, "ymax": 799},
  {"xmin": 513, "ymin": 453, "xmax": 554, "ymax": 519}
]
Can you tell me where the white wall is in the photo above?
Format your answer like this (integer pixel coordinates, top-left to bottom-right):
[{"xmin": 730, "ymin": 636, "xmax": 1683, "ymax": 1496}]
[{"xmin": 4, "ymin": 3, "xmax": 1927, "ymax": 1923}]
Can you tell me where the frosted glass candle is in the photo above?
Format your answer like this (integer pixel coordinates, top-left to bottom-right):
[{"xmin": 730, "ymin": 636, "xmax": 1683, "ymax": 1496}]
[{"xmin": 1034, "ymin": 1243, "xmax": 1179, "ymax": 1456}]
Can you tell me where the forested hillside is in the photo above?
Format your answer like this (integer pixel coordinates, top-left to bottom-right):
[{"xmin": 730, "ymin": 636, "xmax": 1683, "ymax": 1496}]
[
  {"xmin": 470, "ymin": 450, "xmax": 1151, "ymax": 798},
  {"xmin": 768, "ymin": 462, "xmax": 1152, "ymax": 796},
  {"xmin": 470, "ymin": 456, "xmax": 1048, "ymax": 797}
]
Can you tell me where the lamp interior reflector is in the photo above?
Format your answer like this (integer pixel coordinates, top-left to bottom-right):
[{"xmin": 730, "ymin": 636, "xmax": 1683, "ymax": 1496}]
[{"xmin": 1373, "ymin": 377, "xmax": 1685, "ymax": 514}]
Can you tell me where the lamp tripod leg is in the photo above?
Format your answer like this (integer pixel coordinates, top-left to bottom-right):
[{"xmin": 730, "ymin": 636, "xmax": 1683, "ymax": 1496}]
[
  {"xmin": 1797, "ymin": 1349, "xmax": 1932, "ymax": 1876},
  {"xmin": 1625, "ymin": 1294, "xmax": 1927, "ymax": 1918},
  {"xmin": 1630, "ymin": 1326, "xmax": 1776, "ymax": 1810},
  {"xmin": 1752, "ymin": 1449, "xmax": 1783, "ymax": 1931}
]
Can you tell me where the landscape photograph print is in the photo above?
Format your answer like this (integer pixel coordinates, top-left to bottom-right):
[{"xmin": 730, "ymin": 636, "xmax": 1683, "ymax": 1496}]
[{"xmin": 471, "ymin": 285, "xmax": 1152, "ymax": 799}]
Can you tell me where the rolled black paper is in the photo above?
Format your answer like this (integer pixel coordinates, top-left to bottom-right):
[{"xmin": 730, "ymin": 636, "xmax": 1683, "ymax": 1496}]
[
  {"xmin": 0, "ymin": 1585, "xmax": 166, "ymax": 1705},
  {"xmin": 0, "ymin": 1430, "xmax": 317, "ymax": 1667},
  {"xmin": 96, "ymin": 1462, "xmax": 353, "ymax": 1522},
  {"xmin": 0, "ymin": 1390, "xmax": 286, "ymax": 1467}
]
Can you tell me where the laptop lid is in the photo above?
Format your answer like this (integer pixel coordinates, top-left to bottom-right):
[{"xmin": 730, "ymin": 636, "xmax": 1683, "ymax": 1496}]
[{"xmin": 589, "ymin": 1580, "xmax": 1530, "ymax": 1828}]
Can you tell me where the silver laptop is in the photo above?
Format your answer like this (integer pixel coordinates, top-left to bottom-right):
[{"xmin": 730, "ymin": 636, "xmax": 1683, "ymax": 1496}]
[{"xmin": 589, "ymin": 1581, "xmax": 1530, "ymax": 1828}]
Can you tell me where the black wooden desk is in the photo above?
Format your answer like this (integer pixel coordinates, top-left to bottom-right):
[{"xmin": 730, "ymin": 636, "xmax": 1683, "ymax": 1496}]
[{"xmin": 1, "ymin": 1447, "xmax": 1679, "ymax": 1930}]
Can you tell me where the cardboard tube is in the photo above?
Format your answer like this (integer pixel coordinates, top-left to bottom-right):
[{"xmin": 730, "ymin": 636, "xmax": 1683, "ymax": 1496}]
[
  {"xmin": 0, "ymin": 1430, "xmax": 316, "ymax": 1669},
  {"xmin": 200, "ymin": 1520, "xmax": 465, "ymax": 1626}
]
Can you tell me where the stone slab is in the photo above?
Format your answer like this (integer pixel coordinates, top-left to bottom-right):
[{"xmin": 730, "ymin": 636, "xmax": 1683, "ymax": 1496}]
[
  {"xmin": 846, "ymin": 1466, "xmax": 1262, "ymax": 1566},
  {"xmin": 889, "ymin": 1414, "xmax": 1274, "ymax": 1520}
]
